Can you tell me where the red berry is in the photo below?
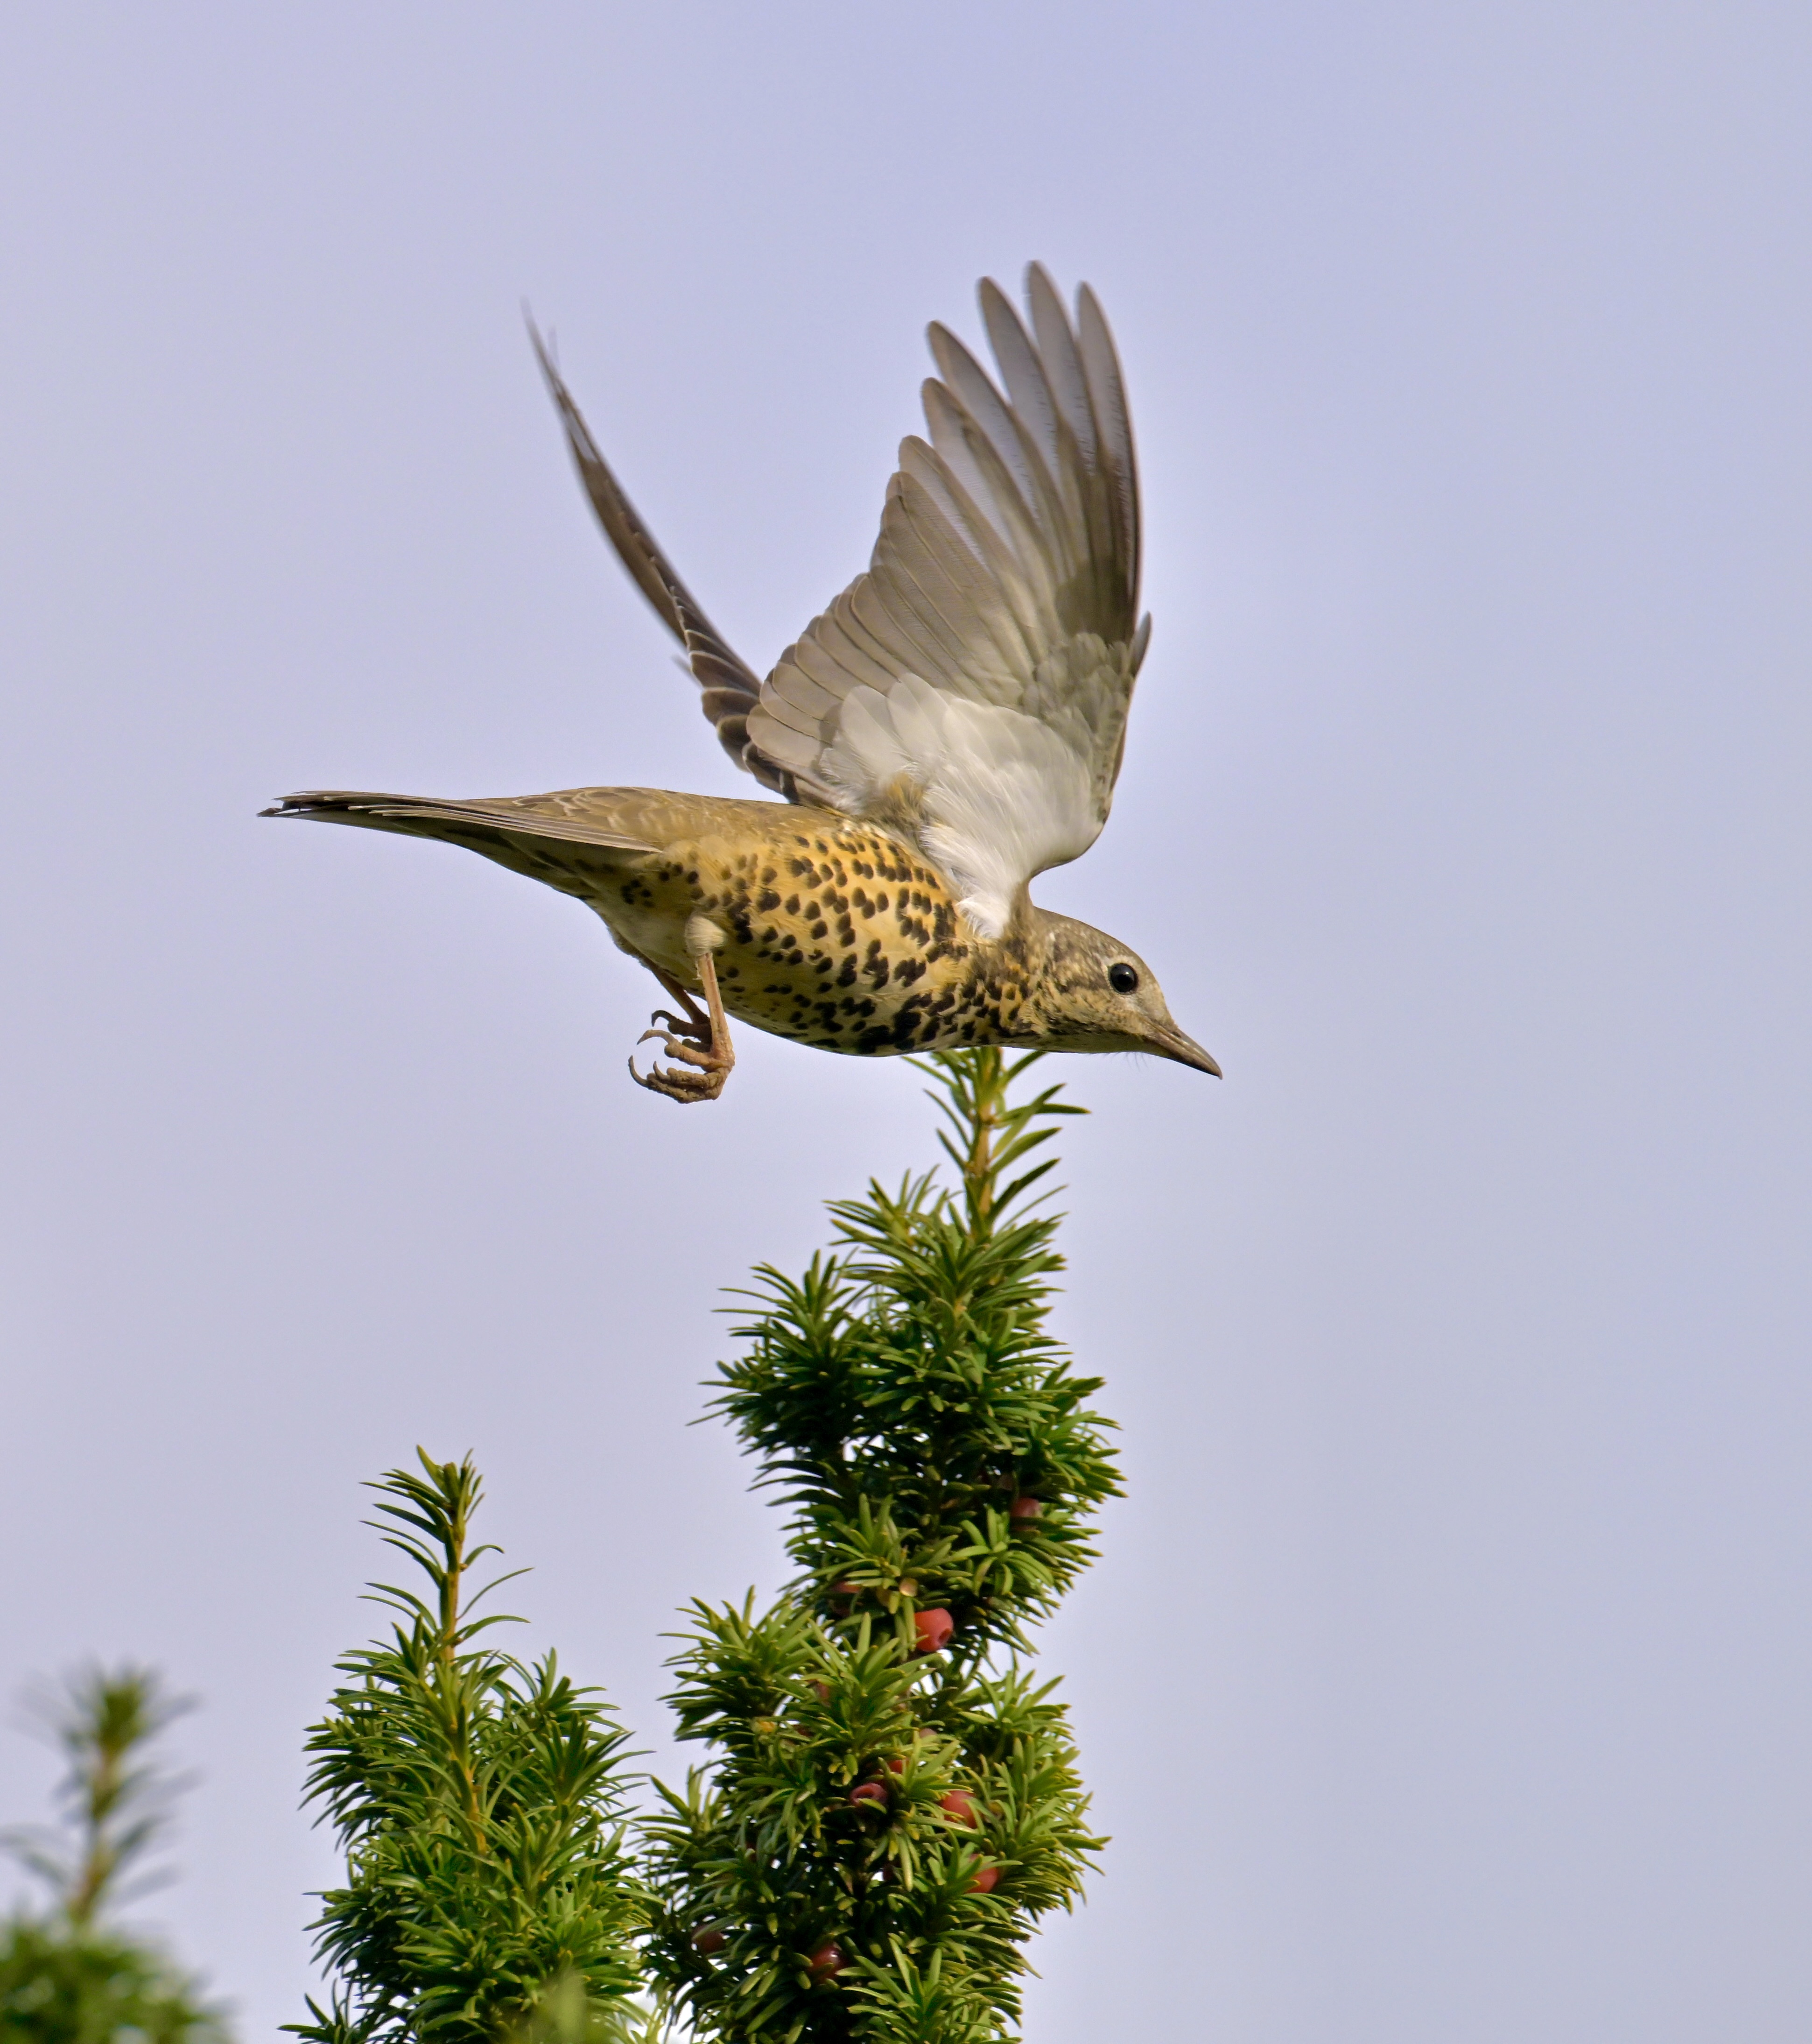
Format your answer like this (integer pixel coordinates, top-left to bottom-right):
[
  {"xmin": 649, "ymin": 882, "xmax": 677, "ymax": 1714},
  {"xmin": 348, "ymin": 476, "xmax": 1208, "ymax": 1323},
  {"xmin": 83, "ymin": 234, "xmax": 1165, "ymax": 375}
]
[
  {"xmin": 808, "ymin": 1680, "xmax": 831, "ymax": 1702},
  {"xmin": 850, "ymin": 1781, "xmax": 887, "ymax": 1807},
  {"xmin": 830, "ymin": 1580, "xmax": 862, "ymax": 1600},
  {"xmin": 913, "ymin": 1607, "xmax": 955, "ymax": 1655},
  {"xmin": 807, "ymin": 1941, "xmax": 846, "ymax": 1983},
  {"xmin": 939, "ymin": 1789, "xmax": 977, "ymax": 1826},
  {"xmin": 885, "ymin": 1755, "xmax": 906, "ymax": 1776},
  {"xmin": 969, "ymin": 1865, "xmax": 1000, "ymax": 1894},
  {"xmin": 691, "ymin": 1923, "xmax": 728, "ymax": 1955},
  {"xmin": 1009, "ymin": 1496, "xmax": 1042, "ymax": 1522}
]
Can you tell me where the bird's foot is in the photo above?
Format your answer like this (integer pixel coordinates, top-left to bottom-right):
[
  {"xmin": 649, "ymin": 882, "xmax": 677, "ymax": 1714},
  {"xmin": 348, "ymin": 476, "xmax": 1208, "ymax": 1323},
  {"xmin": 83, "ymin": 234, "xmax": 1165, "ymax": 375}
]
[
  {"xmin": 630, "ymin": 1022, "xmax": 731, "ymax": 1102},
  {"xmin": 629, "ymin": 957, "xmax": 736, "ymax": 1104}
]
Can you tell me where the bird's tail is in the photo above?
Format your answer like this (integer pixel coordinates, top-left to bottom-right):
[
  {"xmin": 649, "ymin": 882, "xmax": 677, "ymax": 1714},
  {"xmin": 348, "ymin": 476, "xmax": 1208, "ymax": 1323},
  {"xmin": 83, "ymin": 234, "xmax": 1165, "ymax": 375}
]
[{"xmin": 260, "ymin": 789, "xmax": 653, "ymax": 895}]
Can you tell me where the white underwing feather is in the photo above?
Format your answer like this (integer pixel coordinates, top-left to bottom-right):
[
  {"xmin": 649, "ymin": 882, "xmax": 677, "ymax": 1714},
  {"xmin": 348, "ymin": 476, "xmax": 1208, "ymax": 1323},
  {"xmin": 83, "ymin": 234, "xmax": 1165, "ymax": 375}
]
[{"xmin": 742, "ymin": 267, "xmax": 1148, "ymax": 921}]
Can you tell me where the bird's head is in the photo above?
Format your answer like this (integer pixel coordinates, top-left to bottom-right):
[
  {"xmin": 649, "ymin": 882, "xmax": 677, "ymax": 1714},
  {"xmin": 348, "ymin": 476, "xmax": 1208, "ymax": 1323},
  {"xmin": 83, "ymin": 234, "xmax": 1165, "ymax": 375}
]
[{"xmin": 1023, "ymin": 909, "xmax": 1221, "ymax": 1075}]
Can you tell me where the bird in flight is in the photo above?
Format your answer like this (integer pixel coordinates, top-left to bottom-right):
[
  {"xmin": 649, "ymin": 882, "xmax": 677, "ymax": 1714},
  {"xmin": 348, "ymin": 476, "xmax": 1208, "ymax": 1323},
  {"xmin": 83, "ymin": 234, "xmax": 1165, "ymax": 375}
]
[{"xmin": 266, "ymin": 266, "xmax": 1219, "ymax": 1102}]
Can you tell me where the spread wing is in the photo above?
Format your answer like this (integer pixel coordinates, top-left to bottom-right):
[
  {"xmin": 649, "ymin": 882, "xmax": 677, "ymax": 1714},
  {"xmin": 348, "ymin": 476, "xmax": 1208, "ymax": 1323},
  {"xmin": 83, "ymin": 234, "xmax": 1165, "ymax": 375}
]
[
  {"xmin": 536, "ymin": 267, "xmax": 1146, "ymax": 938},
  {"xmin": 747, "ymin": 265, "xmax": 1148, "ymax": 936},
  {"xmin": 531, "ymin": 326, "xmax": 795, "ymax": 796}
]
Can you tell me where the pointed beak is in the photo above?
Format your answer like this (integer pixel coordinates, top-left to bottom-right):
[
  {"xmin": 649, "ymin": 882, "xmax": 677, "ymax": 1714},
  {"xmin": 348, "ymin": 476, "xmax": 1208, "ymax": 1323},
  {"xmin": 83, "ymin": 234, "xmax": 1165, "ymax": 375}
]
[{"xmin": 1155, "ymin": 1027, "xmax": 1222, "ymax": 1077}]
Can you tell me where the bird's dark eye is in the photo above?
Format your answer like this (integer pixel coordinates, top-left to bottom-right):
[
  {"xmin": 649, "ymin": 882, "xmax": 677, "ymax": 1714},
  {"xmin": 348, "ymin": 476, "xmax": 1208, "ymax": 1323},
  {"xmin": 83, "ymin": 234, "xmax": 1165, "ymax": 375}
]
[{"xmin": 1108, "ymin": 963, "xmax": 1139, "ymax": 994}]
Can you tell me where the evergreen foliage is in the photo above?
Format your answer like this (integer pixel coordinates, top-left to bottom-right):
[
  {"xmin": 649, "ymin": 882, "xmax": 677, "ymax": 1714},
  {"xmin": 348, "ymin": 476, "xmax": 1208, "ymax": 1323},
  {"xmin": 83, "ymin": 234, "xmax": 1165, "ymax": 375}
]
[
  {"xmin": 293, "ymin": 1049, "xmax": 1118, "ymax": 2044},
  {"xmin": 291, "ymin": 1456, "xmax": 646, "ymax": 2044},
  {"xmin": 0, "ymin": 1668, "xmax": 225, "ymax": 2044},
  {"xmin": 0, "ymin": 1920, "xmax": 225, "ymax": 2044},
  {"xmin": 641, "ymin": 1049, "xmax": 1119, "ymax": 2044}
]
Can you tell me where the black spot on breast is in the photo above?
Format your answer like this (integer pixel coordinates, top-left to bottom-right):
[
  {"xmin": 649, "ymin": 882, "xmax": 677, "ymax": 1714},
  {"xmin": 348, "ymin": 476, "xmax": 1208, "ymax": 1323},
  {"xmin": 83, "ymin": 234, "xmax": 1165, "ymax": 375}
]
[{"xmin": 757, "ymin": 889, "xmax": 780, "ymax": 912}]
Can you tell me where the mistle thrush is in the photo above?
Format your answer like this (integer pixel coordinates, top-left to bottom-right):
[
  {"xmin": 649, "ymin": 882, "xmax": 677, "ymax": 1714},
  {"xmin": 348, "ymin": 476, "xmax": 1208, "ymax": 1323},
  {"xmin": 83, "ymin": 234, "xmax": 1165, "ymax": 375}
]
[{"xmin": 265, "ymin": 267, "xmax": 1220, "ymax": 1102}]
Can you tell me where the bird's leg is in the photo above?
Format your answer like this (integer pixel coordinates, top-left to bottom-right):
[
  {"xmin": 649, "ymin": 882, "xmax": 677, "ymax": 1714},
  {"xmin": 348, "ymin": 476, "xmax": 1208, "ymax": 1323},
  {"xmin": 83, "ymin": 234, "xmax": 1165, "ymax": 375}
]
[{"xmin": 629, "ymin": 946, "xmax": 736, "ymax": 1104}]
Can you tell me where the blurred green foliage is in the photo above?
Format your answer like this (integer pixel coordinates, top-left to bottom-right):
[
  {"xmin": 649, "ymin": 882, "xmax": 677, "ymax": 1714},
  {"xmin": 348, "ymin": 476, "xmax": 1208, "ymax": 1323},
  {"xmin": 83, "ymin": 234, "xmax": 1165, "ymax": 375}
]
[
  {"xmin": 0, "ymin": 1920, "xmax": 225, "ymax": 2044},
  {"xmin": 0, "ymin": 1668, "xmax": 226, "ymax": 2044}
]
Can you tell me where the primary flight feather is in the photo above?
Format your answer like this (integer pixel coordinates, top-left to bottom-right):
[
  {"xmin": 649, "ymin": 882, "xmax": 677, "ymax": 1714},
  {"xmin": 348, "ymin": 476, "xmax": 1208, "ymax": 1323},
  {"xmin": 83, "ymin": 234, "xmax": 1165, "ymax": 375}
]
[{"xmin": 266, "ymin": 266, "xmax": 1219, "ymax": 1102}]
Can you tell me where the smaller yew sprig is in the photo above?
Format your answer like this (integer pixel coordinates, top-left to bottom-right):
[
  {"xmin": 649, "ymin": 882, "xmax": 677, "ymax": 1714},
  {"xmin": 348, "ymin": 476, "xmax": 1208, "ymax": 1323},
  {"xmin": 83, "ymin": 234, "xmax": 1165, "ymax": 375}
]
[{"xmin": 291, "ymin": 1454, "xmax": 645, "ymax": 2044}]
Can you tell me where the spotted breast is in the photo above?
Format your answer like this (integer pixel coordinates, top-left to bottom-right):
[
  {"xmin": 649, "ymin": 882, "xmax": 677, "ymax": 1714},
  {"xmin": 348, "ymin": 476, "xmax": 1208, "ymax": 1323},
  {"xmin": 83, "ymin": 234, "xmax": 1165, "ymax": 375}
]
[{"xmin": 591, "ymin": 803, "xmax": 1036, "ymax": 1058}]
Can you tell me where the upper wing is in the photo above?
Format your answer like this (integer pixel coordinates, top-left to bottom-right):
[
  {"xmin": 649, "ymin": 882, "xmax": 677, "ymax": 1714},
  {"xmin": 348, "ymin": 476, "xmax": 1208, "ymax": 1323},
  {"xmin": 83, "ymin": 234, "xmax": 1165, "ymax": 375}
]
[
  {"xmin": 530, "ymin": 326, "xmax": 795, "ymax": 796},
  {"xmin": 747, "ymin": 265, "xmax": 1148, "ymax": 937}
]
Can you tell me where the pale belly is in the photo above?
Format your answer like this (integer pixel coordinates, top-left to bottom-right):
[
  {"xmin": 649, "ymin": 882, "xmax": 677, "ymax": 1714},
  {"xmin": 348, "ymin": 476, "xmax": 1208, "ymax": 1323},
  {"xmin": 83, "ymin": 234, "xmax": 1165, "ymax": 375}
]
[{"xmin": 584, "ymin": 817, "xmax": 1025, "ymax": 1057}]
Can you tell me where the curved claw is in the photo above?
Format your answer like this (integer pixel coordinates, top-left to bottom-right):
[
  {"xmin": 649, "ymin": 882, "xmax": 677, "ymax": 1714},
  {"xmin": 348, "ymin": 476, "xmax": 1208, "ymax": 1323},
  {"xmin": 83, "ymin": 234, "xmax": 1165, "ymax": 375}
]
[
  {"xmin": 625, "ymin": 950, "xmax": 737, "ymax": 1105},
  {"xmin": 647, "ymin": 1006, "xmax": 709, "ymax": 1048},
  {"xmin": 629, "ymin": 1029, "xmax": 731, "ymax": 1103}
]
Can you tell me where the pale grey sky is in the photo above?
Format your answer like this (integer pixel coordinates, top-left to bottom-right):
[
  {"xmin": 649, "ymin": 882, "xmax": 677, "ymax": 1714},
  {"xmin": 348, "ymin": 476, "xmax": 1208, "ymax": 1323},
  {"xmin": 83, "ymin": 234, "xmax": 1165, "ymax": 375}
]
[{"xmin": 2, "ymin": 4, "xmax": 1808, "ymax": 2039}]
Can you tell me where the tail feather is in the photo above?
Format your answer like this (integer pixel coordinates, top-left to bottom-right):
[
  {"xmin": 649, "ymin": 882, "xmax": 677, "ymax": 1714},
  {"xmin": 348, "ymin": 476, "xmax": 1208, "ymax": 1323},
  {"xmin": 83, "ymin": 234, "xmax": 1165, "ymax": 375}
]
[{"xmin": 260, "ymin": 789, "xmax": 654, "ymax": 897}]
